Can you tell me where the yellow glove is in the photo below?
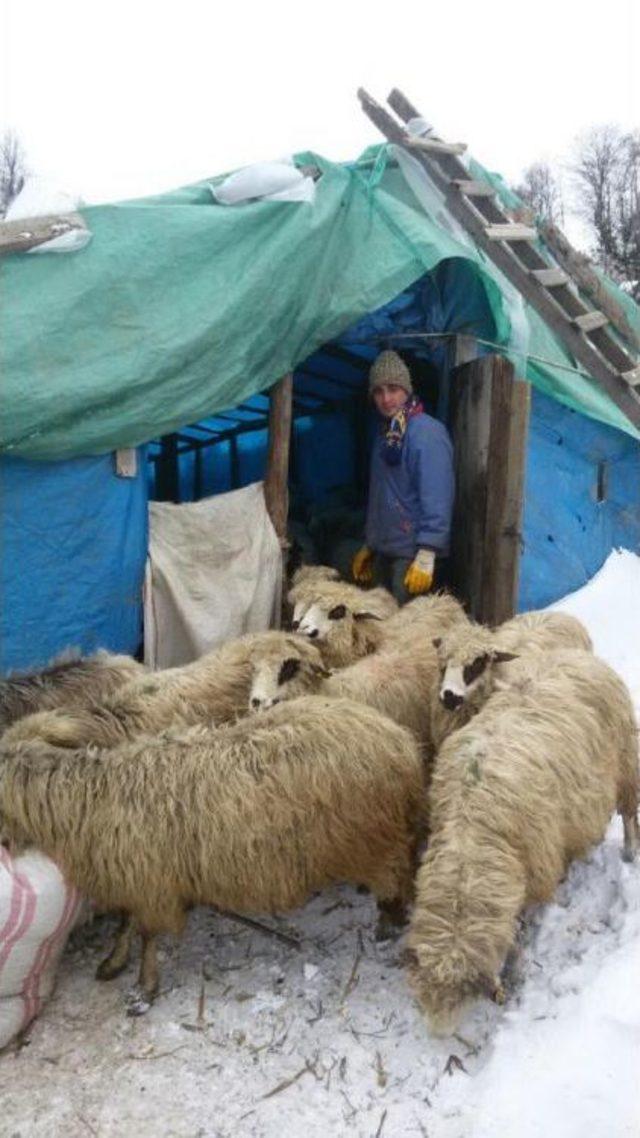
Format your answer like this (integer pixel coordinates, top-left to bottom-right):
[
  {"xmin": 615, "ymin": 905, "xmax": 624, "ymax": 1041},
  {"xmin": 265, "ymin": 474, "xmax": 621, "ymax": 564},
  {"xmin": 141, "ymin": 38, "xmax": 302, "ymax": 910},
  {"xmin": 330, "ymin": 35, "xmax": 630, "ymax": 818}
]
[
  {"xmin": 352, "ymin": 545, "xmax": 374, "ymax": 585},
  {"xmin": 404, "ymin": 548, "xmax": 435, "ymax": 595}
]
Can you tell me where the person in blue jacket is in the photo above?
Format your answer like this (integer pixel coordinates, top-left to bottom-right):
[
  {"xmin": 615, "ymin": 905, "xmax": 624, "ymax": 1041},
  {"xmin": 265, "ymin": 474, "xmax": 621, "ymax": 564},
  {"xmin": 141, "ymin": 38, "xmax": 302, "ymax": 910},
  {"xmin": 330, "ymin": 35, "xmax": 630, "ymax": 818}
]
[{"xmin": 352, "ymin": 350, "xmax": 455, "ymax": 604}]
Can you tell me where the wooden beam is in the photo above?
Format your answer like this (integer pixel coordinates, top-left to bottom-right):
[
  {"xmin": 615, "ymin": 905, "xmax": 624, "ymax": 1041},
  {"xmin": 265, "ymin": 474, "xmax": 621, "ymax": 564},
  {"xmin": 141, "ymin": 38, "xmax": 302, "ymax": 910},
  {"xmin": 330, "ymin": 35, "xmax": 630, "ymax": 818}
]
[
  {"xmin": 405, "ymin": 137, "xmax": 467, "ymax": 155},
  {"xmin": 622, "ymin": 364, "xmax": 640, "ymax": 388},
  {"xmin": 571, "ymin": 311, "xmax": 609, "ymax": 333},
  {"xmin": 539, "ymin": 220, "xmax": 640, "ymax": 355},
  {"xmin": 482, "ymin": 359, "xmax": 530, "ymax": 625},
  {"xmin": 449, "ymin": 355, "xmax": 529, "ymax": 623},
  {"xmin": 484, "ymin": 223, "xmax": 538, "ymax": 242},
  {"xmin": 450, "ymin": 179, "xmax": 496, "ymax": 198},
  {"xmin": 530, "ymin": 267, "xmax": 569, "ymax": 288},
  {"xmin": 263, "ymin": 374, "xmax": 293, "ymax": 543},
  {"xmin": 0, "ymin": 212, "xmax": 89, "ymax": 256},
  {"xmin": 363, "ymin": 88, "xmax": 640, "ymax": 428}
]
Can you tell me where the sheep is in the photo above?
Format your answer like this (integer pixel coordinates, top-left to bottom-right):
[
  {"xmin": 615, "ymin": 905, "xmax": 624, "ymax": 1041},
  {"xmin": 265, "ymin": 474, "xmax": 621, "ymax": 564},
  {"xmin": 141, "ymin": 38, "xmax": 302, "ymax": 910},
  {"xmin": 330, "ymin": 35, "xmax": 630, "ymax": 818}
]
[
  {"xmin": 430, "ymin": 609, "xmax": 593, "ymax": 749},
  {"xmin": 408, "ymin": 647, "xmax": 640, "ymax": 1035},
  {"xmin": 285, "ymin": 564, "xmax": 341, "ymax": 627},
  {"xmin": 4, "ymin": 632, "xmax": 325, "ymax": 751},
  {"xmin": 0, "ymin": 649, "xmax": 146, "ymax": 731},
  {"xmin": 292, "ymin": 580, "xmax": 399, "ymax": 668},
  {"xmin": 289, "ymin": 563, "xmax": 341, "ymax": 592},
  {"xmin": 250, "ymin": 593, "xmax": 467, "ymax": 758},
  {"xmin": 0, "ymin": 696, "xmax": 426, "ymax": 1011}
]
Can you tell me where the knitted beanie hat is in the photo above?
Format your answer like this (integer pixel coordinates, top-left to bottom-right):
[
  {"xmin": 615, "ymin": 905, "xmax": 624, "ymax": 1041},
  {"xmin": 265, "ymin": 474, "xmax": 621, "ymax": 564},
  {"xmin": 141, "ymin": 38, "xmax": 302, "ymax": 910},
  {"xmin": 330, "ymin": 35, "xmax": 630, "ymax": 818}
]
[{"xmin": 369, "ymin": 350, "xmax": 412, "ymax": 394}]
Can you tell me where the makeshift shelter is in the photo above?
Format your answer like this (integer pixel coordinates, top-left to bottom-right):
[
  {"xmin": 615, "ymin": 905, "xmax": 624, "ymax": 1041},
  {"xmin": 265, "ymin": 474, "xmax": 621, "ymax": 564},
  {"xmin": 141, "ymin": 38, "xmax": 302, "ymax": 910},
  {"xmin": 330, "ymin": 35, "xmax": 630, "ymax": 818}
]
[{"xmin": 2, "ymin": 91, "xmax": 639, "ymax": 672}]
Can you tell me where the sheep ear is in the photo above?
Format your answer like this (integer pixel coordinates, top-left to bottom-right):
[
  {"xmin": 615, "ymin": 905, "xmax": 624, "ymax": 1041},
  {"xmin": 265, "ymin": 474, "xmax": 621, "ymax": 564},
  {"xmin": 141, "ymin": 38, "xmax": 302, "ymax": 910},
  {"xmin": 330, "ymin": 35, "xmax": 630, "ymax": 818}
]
[
  {"xmin": 354, "ymin": 611, "xmax": 383, "ymax": 622},
  {"xmin": 493, "ymin": 650, "xmax": 519, "ymax": 663},
  {"xmin": 432, "ymin": 637, "xmax": 442, "ymax": 649}
]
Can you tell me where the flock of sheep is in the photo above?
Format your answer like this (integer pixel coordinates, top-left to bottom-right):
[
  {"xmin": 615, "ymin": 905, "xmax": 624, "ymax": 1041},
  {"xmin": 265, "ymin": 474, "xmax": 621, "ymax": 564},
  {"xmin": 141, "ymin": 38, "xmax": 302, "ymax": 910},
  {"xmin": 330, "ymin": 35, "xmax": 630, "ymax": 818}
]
[{"xmin": 0, "ymin": 566, "xmax": 638, "ymax": 1031}]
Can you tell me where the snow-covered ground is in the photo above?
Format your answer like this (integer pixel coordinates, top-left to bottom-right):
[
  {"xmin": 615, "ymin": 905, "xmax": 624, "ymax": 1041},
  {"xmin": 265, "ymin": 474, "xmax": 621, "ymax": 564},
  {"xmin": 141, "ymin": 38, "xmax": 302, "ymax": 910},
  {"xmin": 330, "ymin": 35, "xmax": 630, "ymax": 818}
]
[{"xmin": 1, "ymin": 550, "xmax": 639, "ymax": 1138}]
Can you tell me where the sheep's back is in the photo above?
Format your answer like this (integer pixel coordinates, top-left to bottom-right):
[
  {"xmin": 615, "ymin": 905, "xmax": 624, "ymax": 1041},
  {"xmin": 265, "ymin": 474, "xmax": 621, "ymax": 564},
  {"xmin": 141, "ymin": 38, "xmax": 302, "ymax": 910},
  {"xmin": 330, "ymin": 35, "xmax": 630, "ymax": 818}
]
[{"xmin": 0, "ymin": 697, "xmax": 425, "ymax": 927}]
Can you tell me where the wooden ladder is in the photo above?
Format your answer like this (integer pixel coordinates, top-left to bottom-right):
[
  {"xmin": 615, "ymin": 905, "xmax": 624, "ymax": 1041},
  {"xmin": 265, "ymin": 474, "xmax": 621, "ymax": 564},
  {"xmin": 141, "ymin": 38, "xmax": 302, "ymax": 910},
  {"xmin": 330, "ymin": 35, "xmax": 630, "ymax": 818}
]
[{"xmin": 358, "ymin": 87, "xmax": 640, "ymax": 431}]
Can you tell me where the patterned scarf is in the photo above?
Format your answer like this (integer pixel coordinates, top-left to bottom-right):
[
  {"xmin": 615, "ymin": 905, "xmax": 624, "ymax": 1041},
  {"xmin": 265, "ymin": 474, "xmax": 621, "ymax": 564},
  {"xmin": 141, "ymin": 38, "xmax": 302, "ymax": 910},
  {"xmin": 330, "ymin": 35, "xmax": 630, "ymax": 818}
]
[{"xmin": 380, "ymin": 395, "xmax": 424, "ymax": 466}]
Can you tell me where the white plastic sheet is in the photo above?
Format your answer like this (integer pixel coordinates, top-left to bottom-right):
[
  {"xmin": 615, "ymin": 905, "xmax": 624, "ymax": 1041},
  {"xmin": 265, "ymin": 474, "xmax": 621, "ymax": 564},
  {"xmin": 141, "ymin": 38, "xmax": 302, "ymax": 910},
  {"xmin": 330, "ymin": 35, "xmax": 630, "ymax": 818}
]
[
  {"xmin": 144, "ymin": 482, "xmax": 282, "ymax": 669},
  {"xmin": 210, "ymin": 159, "xmax": 315, "ymax": 205}
]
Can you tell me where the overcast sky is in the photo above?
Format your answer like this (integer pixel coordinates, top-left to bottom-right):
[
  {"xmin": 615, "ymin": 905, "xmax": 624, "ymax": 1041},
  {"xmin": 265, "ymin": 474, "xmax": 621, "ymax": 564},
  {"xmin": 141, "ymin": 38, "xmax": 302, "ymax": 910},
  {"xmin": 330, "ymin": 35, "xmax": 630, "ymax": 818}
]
[{"xmin": 2, "ymin": 0, "xmax": 638, "ymax": 216}]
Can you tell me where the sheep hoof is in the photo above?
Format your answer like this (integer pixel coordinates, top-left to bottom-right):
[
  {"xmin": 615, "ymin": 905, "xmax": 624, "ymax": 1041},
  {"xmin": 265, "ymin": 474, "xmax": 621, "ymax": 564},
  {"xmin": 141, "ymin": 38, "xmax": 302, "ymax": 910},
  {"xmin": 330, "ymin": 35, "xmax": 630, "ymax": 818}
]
[
  {"xmin": 374, "ymin": 917, "xmax": 402, "ymax": 943},
  {"xmin": 95, "ymin": 958, "xmax": 128, "ymax": 982},
  {"xmin": 492, "ymin": 982, "xmax": 507, "ymax": 1006},
  {"xmin": 125, "ymin": 987, "xmax": 153, "ymax": 1017}
]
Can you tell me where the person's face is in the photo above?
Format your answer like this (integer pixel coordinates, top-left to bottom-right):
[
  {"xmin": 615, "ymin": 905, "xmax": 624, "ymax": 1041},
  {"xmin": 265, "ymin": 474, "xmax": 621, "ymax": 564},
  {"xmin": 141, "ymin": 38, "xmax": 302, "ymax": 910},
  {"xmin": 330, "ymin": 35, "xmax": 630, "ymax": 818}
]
[{"xmin": 372, "ymin": 383, "xmax": 408, "ymax": 419}]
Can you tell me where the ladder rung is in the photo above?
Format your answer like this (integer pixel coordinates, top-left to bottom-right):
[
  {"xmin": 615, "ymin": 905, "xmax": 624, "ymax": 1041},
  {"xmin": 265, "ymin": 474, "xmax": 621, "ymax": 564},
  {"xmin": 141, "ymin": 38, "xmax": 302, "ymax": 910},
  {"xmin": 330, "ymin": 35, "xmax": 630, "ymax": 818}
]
[
  {"xmin": 450, "ymin": 178, "xmax": 495, "ymax": 198},
  {"xmin": 621, "ymin": 364, "xmax": 640, "ymax": 387},
  {"xmin": 530, "ymin": 267, "xmax": 569, "ymax": 288},
  {"xmin": 484, "ymin": 223, "xmax": 537, "ymax": 242},
  {"xmin": 572, "ymin": 311, "xmax": 610, "ymax": 333},
  {"xmin": 405, "ymin": 137, "xmax": 467, "ymax": 155}
]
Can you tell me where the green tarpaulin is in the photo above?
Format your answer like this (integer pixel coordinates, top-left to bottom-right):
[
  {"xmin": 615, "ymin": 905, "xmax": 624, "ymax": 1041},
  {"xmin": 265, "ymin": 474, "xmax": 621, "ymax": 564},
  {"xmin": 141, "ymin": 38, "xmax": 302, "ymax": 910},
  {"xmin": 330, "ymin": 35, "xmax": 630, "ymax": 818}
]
[{"xmin": 2, "ymin": 148, "xmax": 638, "ymax": 460}]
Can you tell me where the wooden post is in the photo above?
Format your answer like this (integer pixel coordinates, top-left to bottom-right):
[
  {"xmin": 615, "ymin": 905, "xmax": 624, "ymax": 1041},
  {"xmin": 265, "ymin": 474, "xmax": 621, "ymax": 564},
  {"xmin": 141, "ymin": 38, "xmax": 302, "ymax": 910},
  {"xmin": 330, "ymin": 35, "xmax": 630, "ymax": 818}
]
[
  {"xmin": 439, "ymin": 336, "xmax": 479, "ymax": 425},
  {"xmin": 263, "ymin": 374, "xmax": 293, "ymax": 543},
  {"xmin": 449, "ymin": 355, "xmax": 530, "ymax": 623},
  {"xmin": 156, "ymin": 434, "xmax": 180, "ymax": 502}
]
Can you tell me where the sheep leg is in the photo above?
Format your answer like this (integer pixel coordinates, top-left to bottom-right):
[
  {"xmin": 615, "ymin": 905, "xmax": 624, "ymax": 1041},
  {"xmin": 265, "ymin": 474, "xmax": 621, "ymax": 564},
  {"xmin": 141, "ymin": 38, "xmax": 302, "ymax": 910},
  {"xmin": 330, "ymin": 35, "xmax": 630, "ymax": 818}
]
[
  {"xmin": 622, "ymin": 812, "xmax": 639, "ymax": 863},
  {"xmin": 95, "ymin": 913, "xmax": 134, "ymax": 981},
  {"xmin": 374, "ymin": 896, "xmax": 407, "ymax": 942},
  {"xmin": 126, "ymin": 932, "xmax": 159, "ymax": 1017}
]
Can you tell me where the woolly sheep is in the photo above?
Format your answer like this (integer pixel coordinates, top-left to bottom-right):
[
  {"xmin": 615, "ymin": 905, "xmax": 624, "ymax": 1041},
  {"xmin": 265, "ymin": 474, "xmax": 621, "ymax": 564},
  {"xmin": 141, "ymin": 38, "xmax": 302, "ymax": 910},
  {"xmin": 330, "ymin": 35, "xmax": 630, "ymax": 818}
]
[
  {"xmin": 287, "ymin": 564, "xmax": 341, "ymax": 626},
  {"xmin": 409, "ymin": 647, "xmax": 639, "ymax": 1035},
  {"xmin": 4, "ymin": 632, "xmax": 324, "ymax": 751},
  {"xmin": 430, "ymin": 610, "xmax": 593, "ymax": 749},
  {"xmin": 0, "ymin": 650, "xmax": 146, "ymax": 731},
  {"xmin": 250, "ymin": 593, "xmax": 467, "ymax": 756},
  {"xmin": 292, "ymin": 580, "xmax": 399, "ymax": 668},
  {"xmin": 0, "ymin": 696, "xmax": 426, "ymax": 1010}
]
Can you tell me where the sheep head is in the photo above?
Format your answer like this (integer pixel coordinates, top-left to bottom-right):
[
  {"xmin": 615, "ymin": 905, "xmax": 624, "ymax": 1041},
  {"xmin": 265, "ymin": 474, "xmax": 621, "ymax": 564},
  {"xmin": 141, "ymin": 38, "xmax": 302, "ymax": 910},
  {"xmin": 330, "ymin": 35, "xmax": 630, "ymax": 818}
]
[
  {"xmin": 433, "ymin": 624, "xmax": 518, "ymax": 713},
  {"xmin": 296, "ymin": 601, "xmax": 383, "ymax": 668},
  {"xmin": 248, "ymin": 636, "xmax": 329, "ymax": 712}
]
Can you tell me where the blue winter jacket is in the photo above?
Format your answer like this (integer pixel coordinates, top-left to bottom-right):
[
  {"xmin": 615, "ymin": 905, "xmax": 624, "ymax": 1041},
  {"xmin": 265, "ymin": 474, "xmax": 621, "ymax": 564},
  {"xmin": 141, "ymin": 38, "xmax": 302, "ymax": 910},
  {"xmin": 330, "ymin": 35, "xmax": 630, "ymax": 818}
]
[{"xmin": 365, "ymin": 413, "xmax": 455, "ymax": 558}]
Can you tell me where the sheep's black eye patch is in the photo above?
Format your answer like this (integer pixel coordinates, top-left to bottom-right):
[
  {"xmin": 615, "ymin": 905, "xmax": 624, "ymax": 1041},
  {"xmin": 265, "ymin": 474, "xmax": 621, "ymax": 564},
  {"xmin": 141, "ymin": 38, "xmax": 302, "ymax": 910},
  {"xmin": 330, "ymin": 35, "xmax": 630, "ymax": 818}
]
[
  {"xmin": 463, "ymin": 654, "xmax": 489, "ymax": 686},
  {"xmin": 328, "ymin": 604, "xmax": 347, "ymax": 621},
  {"xmin": 278, "ymin": 657, "xmax": 301, "ymax": 685}
]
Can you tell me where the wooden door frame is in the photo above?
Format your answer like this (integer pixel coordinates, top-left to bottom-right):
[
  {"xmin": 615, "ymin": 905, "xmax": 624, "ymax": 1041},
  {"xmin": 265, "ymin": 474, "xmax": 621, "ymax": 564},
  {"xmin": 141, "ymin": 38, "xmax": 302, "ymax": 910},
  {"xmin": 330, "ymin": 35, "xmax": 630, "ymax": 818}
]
[{"xmin": 449, "ymin": 351, "xmax": 531, "ymax": 624}]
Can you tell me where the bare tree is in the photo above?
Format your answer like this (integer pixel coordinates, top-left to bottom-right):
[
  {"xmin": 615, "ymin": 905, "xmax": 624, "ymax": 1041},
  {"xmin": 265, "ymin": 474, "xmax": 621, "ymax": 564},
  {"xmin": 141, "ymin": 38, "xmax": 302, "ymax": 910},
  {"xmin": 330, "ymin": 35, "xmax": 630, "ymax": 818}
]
[
  {"xmin": 572, "ymin": 125, "xmax": 640, "ymax": 300},
  {"xmin": 514, "ymin": 161, "xmax": 564, "ymax": 225},
  {"xmin": 0, "ymin": 130, "xmax": 28, "ymax": 217}
]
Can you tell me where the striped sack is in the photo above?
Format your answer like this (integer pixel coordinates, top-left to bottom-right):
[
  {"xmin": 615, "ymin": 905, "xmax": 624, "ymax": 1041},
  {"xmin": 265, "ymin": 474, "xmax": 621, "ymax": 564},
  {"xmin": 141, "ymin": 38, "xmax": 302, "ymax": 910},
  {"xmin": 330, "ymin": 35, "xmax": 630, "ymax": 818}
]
[{"xmin": 0, "ymin": 846, "xmax": 83, "ymax": 1047}]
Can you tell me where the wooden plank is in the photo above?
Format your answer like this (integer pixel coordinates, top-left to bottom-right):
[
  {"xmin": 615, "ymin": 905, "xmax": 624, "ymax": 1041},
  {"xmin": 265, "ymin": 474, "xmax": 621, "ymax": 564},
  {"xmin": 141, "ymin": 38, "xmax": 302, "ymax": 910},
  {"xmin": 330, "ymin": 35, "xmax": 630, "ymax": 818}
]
[
  {"xmin": 484, "ymin": 223, "xmax": 538, "ymax": 241},
  {"xmin": 362, "ymin": 88, "xmax": 640, "ymax": 428},
  {"xmin": 405, "ymin": 137, "xmax": 467, "ymax": 155},
  {"xmin": 449, "ymin": 360, "xmax": 491, "ymax": 617},
  {"xmin": 572, "ymin": 311, "xmax": 610, "ymax": 333},
  {"xmin": 0, "ymin": 212, "xmax": 88, "ymax": 255},
  {"xmin": 530, "ymin": 267, "xmax": 569, "ymax": 287},
  {"xmin": 539, "ymin": 220, "xmax": 640, "ymax": 354},
  {"xmin": 263, "ymin": 374, "xmax": 293, "ymax": 543},
  {"xmin": 387, "ymin": 88, "xmax": 421, "ymax": 122},
  {"xmin": 156, "ymin": 434, "xmax": 180, "ymax": 502},
  {"xmin": 450, "ymin": 179, "xmax": 496, "ymax": 197},
  {"xmin": 621, "ymin": 365, "xmax": 640, "ymax": 387},
  {"xmin": 385, "ymin": 90, "xmax": 640, "ymax": 379},
  {"xmin": 449, "ymin": 355, "xmax": 529, "ymax": 623},
  {"xmin": 481, "ymin": 358, "xmax": 530, "ymax": 625}
]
